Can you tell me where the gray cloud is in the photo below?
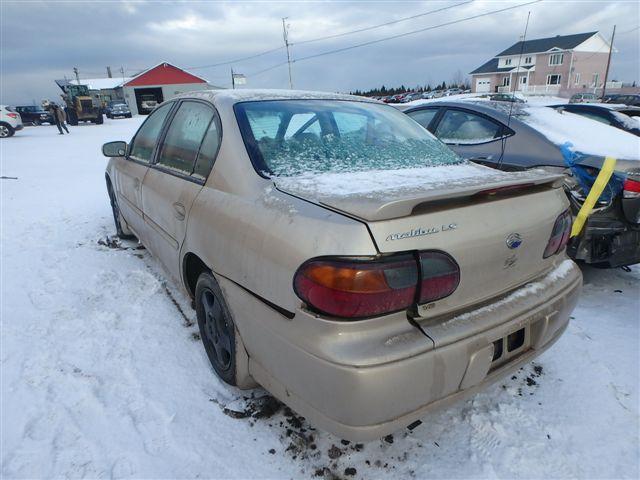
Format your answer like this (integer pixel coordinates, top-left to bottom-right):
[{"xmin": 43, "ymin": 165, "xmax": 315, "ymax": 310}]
[{"xmin": 1, "ymin": 0, "xmax": 638, "ymax": 104}]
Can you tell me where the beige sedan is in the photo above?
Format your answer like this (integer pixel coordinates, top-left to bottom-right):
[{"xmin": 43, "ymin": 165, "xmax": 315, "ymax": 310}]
[{"xmin": 102, "ymin": 89, "xmax": 582, "ymax": 441}]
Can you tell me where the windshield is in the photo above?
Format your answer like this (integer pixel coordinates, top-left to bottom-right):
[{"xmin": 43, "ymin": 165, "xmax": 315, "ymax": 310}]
[{"xmin": 235, "ymin": 100, "xmax": 461, "ymax": 177}]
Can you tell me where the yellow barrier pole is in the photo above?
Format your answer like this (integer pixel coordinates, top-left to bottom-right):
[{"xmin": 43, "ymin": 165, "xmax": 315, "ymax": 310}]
[{"xmin": 570, "ymin": 156, "xmax": 617, "ymax": 238}]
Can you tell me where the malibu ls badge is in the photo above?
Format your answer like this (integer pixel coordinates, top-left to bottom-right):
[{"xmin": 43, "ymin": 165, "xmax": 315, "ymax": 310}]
[{"xmin": 386, "ymin": 223, "xmax": 457, "ymax": 242}]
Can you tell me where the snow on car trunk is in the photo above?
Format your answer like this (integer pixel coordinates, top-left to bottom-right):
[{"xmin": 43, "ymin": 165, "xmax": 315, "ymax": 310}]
[
  {"xmin": 520, "ymin": 106, "xmax": 640, "ymax": 160},
  {"xmin": 1, "ymin": 120, "xmax": 638, "ymax": 479}
]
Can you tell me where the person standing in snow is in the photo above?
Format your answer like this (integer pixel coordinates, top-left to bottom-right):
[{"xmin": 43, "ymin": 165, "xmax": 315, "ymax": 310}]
[{"xmin": 46, "ymin": 102, "xmax": 69, "ymax": 135}]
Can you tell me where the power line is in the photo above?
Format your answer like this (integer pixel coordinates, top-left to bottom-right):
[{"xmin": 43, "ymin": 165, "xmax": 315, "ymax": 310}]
[
  {"xmin": 291, "ymin": 0, "xmax": 473, "ymax": 46},
  {"xmin": 248, "ymin": 0, "xmax": 541, "ymax": 80},
  {"xmin": 186, "ymin": 45, "xmax": 285, "ymax": 70},
  {"xmin": 291, "ymin": 0, "xmax": 543, "ymax": 65},
  {"xmin": 618, "ymin": 25, "xmax": 638, "ymax": 35}
]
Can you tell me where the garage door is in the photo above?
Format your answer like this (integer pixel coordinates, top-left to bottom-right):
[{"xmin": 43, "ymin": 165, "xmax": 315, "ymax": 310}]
[{"xmin": 475, "ymin": 78, "xmax": 491, "ymax": 93}]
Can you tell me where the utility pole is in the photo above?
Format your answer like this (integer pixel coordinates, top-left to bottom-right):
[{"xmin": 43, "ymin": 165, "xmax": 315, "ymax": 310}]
[
  {"xmin": 119, "ymin": 66, "xmax": 125, "ymax": 83},
  {"xmin": 106, "ymin": 66, "xmax": 112, "ymax": 78},
  {"xmin": 231, "ymin": 67, "xmax": 235, "ymax": 89},
  {"xmin": 601, "ymin": 25, "xmax": 616, "ymax": 98},
  {"xmin": 282, "ymin": 17, "xmax": 293, "ymax": 89},
  {"xmin": 73, "ymin": 67, "xmax": 80, "ymax": 84}
]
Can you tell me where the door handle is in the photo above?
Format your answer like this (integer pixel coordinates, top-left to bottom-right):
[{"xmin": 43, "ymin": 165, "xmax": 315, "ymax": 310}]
[{"xmin": 173, "ymin": 202, "xmax": 186, "ymax": 220}]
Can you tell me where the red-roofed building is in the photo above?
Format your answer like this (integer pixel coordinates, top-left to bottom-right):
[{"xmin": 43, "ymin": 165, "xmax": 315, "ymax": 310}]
[{"xmin": 122, "ymin": 62, "xmax": 222, "ymax": 115}]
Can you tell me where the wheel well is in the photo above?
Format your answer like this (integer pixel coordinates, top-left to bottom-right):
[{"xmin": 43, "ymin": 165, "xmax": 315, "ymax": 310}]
[{"xmin": 183, "ymin": 253, "xmax": 211, "ymax": 298}]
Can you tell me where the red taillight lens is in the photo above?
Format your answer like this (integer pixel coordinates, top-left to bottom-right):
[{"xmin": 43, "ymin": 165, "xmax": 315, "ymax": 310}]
[
  {"xmin": 418, "ymin": 252, "xmax": 460, "ymax": 303},
  {"xmin": 294, "ymin": 251, "xmax": 461, "ymax": 319},
  {"xmin": 294, "ymin": 255, "xmax": 418, "ymax": 318},
  {"xmin": 543, "ymin": 210, "xmax": 572, "ymax": 258},
  {"xmin": 623, "ymin": 178, "xmax": 640, "ymax": 199},
  {"xmin": 6, "ymin": 113, "xmax": 18, "ymax": 119}
]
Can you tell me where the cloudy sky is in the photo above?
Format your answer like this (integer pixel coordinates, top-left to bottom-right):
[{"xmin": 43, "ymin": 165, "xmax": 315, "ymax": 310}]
[{"xmin": 1, "ymin": 0, "xmax": 638, "ymax": 104}]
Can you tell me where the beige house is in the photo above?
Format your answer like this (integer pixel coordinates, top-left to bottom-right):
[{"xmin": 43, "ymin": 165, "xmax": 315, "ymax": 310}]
[{"xmin": 469, "ymin": 32, "xmax": 613, "ymax": 96}]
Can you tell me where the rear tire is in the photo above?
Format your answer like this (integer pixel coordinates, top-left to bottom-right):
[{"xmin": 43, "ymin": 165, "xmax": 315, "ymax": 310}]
[
  {"xmin": 95, "ymin": 113, "xmax": 104, "ymax": 125},
  {"xmin": 196, "ymin": 273, "xmax": 237, "ymax": 386},
  {"xmin": 0, "ymin": 123, "xmax": 15, "ymax": 138},
  {"xmin": 107, "ymin": 180, "xmax": 134, "ymax": 239}
]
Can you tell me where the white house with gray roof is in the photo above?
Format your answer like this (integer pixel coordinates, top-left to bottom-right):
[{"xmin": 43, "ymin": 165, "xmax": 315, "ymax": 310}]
[{"xmin": 469, "ymin": 31, "xmax": 613, "ymax": 96}]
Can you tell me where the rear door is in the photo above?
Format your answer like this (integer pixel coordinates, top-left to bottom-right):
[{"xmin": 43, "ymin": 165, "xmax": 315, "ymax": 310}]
[
  {"xmin": 115, "ymin": 102, "xmax": 174, "ymax": 237},
  {"xmin": 431, "ymin": 107, "xmax": 510, "ymax": 164},
  {"xmin": 141, "ymin": 100, "xmax": 219, "ymax": 282}
]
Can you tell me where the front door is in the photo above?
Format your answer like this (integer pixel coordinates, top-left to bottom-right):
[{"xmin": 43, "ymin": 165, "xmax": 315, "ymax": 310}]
[
  {"xmin": 115, "ymin": 102, "xmax": 174, "ymax": 236},
  {"xmin": 141, "ymin": 100, "xmax": 217, "ymax": 282}
]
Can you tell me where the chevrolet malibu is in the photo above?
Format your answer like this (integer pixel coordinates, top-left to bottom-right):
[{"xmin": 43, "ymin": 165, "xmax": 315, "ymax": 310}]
[{"xmin": 102, "ymin": 90, "xmax": 582, "ymax": 441}]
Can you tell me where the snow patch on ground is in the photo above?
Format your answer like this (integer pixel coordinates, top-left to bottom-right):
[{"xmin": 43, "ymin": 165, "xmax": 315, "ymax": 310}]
[{"xmin": 1, "ymin": 119, "xmax": 638, "ymax": 479}]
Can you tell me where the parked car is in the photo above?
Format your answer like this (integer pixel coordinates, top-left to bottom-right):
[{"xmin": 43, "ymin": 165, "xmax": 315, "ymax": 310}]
[
  {"xmin": 400, "ymin": 92, "xmax": 423, "ymax": 103},
  {"xmin": 13, "ymin": 105, "xmax": 53, "ymax": 125},
  {"xmin": 551, "ymin": 104, "xmax": 640, "ymax": 136},
  {"xmin": 489, "ymin": 93, "xmax": 525, "ymax": 103},
  {"xmin": 102, "ymin": 89, "xmax": 581, "ymax": 441},
  {"xmin": 445, "ymin": 88, "xmax": 464, "ymax": 96},
  {"xmin": 0, "ymin": 105, "xmax": 23, "ymax": 138},
  {"xmin": 106, "ymin": 102, "xmax": 132, "ymax": 119},
  {"xmin": 140, "ymin": 95, "xmax": 159, "ymax": 114},
  {"xmin": 401, "ymin": 101, "xmax": 640, "ymax": 267},
  {"xmin": 569, "ymin": 93, "xmax": 598, "ymax": 103},
  {"xmin": 601, "ymin": 94, "xmax": 640, "ymax": 107}
]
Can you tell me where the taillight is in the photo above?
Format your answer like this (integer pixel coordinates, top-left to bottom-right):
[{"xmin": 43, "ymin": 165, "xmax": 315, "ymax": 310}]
[
  {"xmin": 623, "ymin": 178, "xmax": 640, "ymax": 199},
  {"xmin": 293, "ymin": 251, "xmax": 460, "ymax": 319},
  {"xmin": 418, "ymin": 252, "xmax": 460, "ymax": 303},
  {"xmin": 6, "ymin": 113, "xmax": 18, "ymax": 119},
  {"xmin": 543, "ymin": 210, "xmax": 572, "ymax": 258}
]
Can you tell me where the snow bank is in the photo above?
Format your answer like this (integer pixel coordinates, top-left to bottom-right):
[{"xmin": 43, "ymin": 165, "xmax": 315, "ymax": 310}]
[{"xmin": 521, "ymin": 106, "xmax": 640, "ymax": 160}]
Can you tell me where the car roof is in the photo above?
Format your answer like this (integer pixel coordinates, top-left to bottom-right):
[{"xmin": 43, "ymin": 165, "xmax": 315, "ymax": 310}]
[
  {"xmin": 401, "ymin": 99, "xmax": 528, "ymax": 121},
  {"xmin": 173, "ymin": 88, "xmax": 380, "ymax": 105},
  {"xmin": 555, "ymin": 103, "xmax": 640, "ymax": 113}
]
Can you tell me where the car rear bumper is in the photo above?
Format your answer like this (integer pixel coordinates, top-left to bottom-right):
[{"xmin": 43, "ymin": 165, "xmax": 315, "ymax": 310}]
[
  {"xmin": 569, "ymin": 215, "xmax": 640, "ymax": 267},
  {"xmin": 221, "ymin": 260, "xmax": 581, "ymax": 441},
  {"xmin": 14, "ymin": 124, "xmax": 23, "ymax": 131}
]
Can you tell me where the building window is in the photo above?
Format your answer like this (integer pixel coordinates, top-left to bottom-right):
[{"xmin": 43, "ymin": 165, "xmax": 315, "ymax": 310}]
[
  {"xmin": 592, "ymin": 73, "xmax": 600, "ymax": 87},
  {"xmin": 520, "ymin": 76, "xmax": 527, "ymax": 85},
  {"xmin": 574, "ymin": 73, "xmax": 581, "ymax": 85},
  {"xmin": 524, "ymin": 56, "xmax": 532, "ymax": 64},
  {"xmin": 549, "ymin": 53, "xmax": 564, "ymax": 66},
  {"xmin": 546, "ymin": 74, "xmax": 562, "ymax": 85},
  {"xmin": 502, "ymin": 76, "xmax": 510, "ymax": 86},
  {"xmin": 505, "ymin": 58, "xmax": 512, "ymax": 66}
]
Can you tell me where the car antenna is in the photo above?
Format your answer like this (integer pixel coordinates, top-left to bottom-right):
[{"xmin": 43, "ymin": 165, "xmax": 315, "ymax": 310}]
[{"xmin": 498, "ymin": 11, "xmax": 530, "ymax": 170}]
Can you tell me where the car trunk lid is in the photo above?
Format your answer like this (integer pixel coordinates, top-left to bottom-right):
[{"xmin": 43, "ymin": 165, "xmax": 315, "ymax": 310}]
[{"xmin": 275, "ymin": 163, "xmax": 567, "ymax": 319}]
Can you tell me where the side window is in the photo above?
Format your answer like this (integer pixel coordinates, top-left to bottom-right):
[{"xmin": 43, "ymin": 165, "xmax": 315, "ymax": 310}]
[
  {"xmin": 193, "ymin": 118, "xmax": 221, "ymax": 180},
  {"xmin": 156, "ymin": 101, "xmax": 214, "ymax": 175},
  {"xmin": 333, "ymin": 112, "xmax": 368, "ymax": 139},
  {"xmin": 284, "ymin": 113, "xmax": 320, "ymax": 140},
  {"xmin": 407, "ymin": 109, "xmax": 439, "ymax": 129},
  {"xmin": 129, "ymin": 103, "xmax": 173, "ymax": 163},
  {"xmin": 435, "ymin": 109, "xmax": 503, "ymax": 144}
]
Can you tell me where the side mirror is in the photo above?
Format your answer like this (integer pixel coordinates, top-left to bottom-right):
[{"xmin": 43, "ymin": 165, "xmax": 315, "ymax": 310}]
[{"xmin": 102, "ymin": 141, "xmax": 127, "ymax": 157}]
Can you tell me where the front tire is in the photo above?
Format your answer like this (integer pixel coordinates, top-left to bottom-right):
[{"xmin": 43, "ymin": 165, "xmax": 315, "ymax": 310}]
[
  {"xmin": 107, "ymin": 181, "xmax": 134, "ymax": 239},
  {"xmin": 32, "ymin": 119, "xmax": 41, "ymax": 126},
  {"xmin": 196, "ymin": 273, "xmax": 237, "ymax": 385},
  {"xmin": 95, "ymin": 113, "xmax": 104, "ymax": 125},
  {"xmin": 0, "ymin": 123, "xmax": 15, "ymax": 138}
]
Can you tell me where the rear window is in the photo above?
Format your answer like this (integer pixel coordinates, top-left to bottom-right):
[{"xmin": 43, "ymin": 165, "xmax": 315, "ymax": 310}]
[{"xmin": 235, "ymin": 100, "xmax": 461, "ymax": 177}]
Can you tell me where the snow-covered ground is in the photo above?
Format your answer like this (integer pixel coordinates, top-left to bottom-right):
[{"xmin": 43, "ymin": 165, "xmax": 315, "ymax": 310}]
[{"xmin": 1, "ymin": 119, "xmax": 639, "ymax": 479}]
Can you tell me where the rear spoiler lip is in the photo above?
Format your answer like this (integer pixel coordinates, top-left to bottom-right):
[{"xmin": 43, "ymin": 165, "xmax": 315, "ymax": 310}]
[{"xmin": 316, "ymin": 172, "xmax": 565, "ymax": 222}]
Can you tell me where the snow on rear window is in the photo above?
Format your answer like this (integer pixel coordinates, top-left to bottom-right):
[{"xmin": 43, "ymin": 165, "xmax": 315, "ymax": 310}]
[{"xmin": 235, "ymin": 100, "xmax": 462, "ymax": 177}]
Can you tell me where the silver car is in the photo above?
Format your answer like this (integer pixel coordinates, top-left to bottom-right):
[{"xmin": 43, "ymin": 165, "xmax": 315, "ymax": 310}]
[{"xmin": 102, "ymin": 90, "xmax": 581, "ymax": 441}]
